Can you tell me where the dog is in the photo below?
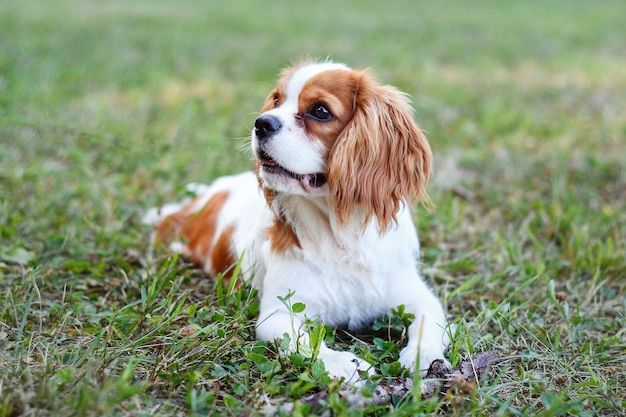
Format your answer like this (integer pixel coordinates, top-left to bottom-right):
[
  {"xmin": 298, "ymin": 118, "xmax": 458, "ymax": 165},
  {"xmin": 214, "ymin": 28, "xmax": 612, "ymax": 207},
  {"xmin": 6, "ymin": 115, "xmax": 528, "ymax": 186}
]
[{"xmin": 145, "ymin": 60, "xmax": 450, "ymax": 384}]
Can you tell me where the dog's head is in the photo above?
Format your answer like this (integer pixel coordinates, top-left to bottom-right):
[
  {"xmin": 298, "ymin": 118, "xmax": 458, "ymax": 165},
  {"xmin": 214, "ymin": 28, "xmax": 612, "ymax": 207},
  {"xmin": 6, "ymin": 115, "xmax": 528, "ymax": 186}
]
[{"xmin": 253, "ymin": 60, "xmax": 432, "ymax": 231}]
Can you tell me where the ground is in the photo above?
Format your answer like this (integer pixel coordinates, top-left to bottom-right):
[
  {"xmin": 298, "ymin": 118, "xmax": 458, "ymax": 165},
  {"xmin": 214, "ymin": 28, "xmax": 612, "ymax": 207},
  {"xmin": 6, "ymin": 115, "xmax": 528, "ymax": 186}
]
[{"xmin": 1, "ymin": 0, "xmax": 625, "ymax": 416}]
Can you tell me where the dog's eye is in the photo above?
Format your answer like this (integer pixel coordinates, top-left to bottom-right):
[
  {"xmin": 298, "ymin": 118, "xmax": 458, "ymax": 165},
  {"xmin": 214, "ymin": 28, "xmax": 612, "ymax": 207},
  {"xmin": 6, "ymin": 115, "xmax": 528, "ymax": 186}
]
[
  {"xmin": 273, "ymin": 97, "xmax": 279, "ymax": 106},
  {"xmin": 309, "ymin": 104, "xmax": 333, "ymax": 121}
]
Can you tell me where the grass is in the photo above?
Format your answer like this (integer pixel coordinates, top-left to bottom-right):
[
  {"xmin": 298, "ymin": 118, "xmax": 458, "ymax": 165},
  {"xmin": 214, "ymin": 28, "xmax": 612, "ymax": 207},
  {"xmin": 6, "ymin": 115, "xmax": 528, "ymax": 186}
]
[{"xmin": 1, "ymin": 0, "xmax": 625, "ymax": 415}]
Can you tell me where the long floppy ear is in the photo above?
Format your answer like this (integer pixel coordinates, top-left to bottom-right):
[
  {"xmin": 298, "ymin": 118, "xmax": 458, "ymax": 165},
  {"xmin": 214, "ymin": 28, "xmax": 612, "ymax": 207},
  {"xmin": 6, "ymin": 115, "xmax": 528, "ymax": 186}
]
[{"xmin": 327, "ymin": 71, "xmax": 432, "ymax": 232}]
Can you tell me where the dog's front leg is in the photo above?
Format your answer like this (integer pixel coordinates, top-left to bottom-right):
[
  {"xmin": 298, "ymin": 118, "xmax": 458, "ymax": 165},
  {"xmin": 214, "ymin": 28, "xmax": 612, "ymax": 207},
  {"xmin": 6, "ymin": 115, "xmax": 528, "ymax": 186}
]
[
  {"xmin": 398, "ymin": 312, "xmax": 450, "ymax": 374},
  {"xmin": 388, "ymin": 280, "xmax": 451, "ymax": 374},
  {"xmin": 255, "ymin": 307, "xmax": 373, "ymax": 384}
]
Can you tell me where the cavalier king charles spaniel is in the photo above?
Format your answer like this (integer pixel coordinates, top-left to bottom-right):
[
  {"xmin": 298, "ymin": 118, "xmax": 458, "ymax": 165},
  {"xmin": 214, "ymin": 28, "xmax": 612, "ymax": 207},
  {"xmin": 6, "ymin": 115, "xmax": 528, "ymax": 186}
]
[{"xmin": 145, "ymin": 61, "xmax": 450, "ymax": 384}]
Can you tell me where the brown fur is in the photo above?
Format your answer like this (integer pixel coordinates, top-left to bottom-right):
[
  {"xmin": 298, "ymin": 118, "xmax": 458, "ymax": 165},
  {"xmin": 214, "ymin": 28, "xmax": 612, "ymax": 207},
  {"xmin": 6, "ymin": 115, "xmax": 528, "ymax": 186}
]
[
  {"xmin": 266, "ymin": 219, "xmax": 302, "ymax": 253},
  {"xmin": 156, "ymin": 191, "xmax": 237, "ymax": 278},
  {"xmin": 326, "ymin": 71, "xmax": 432, "ymax": 232},
  {"xmin": 211, "ymin": 224, "xmax": 237, "ymax": 279}
]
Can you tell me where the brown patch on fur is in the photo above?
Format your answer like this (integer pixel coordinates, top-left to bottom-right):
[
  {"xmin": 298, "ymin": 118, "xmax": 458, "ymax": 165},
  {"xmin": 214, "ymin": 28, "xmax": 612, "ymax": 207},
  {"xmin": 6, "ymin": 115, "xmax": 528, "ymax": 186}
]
[
  {"xmin": 297, "ymin": 69, "xmax": 359, "ymax": 151},
  {"xmin": 157, "ymin": 210, "xmax": 190, "ymax": 248},
  {"xmin": 183, "ymin": 191, "xmax": 229, "ymax": 267},
  {"xmin": 156, "ymin": 191, "xmax": 237, "ymax": 278},
  {"xmin": 211, "ymin": 224, "xmax": 237, "ymax": 279},
  {"xmin": 266, "ymin": 219, "xmax": 301, "ymax": 253}
]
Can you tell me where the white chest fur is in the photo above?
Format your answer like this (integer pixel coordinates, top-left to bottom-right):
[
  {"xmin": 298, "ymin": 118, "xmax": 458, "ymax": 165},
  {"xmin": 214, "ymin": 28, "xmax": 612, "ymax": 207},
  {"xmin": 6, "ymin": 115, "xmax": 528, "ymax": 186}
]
[{"xmin": 258, "ymin": 202, "xmax": 421, "ymax": 330}]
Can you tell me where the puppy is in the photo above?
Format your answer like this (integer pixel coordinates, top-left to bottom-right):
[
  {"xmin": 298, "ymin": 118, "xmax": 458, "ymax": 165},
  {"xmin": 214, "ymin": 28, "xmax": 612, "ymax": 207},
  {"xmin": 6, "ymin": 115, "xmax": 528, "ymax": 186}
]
[{"xmin": 145, "ymin": 61, "xmax": 450, "ymax": 384}]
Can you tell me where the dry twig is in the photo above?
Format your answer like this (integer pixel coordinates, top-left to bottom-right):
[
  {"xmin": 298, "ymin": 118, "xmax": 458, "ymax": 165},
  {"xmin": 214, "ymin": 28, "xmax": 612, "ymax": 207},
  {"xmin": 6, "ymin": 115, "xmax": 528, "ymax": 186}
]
[{"xmin": 261, "ymin": 352, "xmax": 501, "ymax": 414}]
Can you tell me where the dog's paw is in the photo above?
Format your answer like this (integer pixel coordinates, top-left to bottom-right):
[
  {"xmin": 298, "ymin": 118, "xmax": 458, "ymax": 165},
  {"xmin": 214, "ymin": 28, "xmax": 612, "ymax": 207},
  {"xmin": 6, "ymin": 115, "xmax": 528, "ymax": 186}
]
[
  {"xmin": 399, "ymin": 344, "xmax": 449, "ymax": 375},
  {"xmin": 319, "ymin": 349, "xmax": 374, "ymax": 385}
]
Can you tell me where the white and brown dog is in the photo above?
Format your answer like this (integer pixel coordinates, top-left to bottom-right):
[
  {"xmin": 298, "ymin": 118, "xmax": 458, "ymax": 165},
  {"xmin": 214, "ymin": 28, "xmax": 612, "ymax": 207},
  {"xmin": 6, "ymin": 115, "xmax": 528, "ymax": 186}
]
[{"xmin": 145, "ymin": 61, "xmax": 450, "ymax": 384}]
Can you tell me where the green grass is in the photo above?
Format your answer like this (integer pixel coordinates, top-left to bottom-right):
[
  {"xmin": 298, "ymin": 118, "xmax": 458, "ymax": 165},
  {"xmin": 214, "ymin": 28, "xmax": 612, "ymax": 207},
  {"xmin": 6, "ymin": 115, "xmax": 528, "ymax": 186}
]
[{"xmin": 1, "ymin": 0, "xmax": 625, "ymax": 415}]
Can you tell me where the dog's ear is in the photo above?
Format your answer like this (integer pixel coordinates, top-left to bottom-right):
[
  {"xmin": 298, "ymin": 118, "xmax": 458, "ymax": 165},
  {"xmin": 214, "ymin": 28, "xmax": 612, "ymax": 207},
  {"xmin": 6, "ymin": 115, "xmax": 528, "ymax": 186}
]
[{"xmin": 327, "ymin": 71, "xmax": 432, "ymax": 232}]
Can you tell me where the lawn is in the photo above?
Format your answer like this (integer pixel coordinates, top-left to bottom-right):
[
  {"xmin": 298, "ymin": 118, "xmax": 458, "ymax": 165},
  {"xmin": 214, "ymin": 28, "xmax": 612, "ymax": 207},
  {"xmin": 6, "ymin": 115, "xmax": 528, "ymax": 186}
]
[{"xmin": 1, "ymin": 0, "xmax": 625, "ymax": 415}]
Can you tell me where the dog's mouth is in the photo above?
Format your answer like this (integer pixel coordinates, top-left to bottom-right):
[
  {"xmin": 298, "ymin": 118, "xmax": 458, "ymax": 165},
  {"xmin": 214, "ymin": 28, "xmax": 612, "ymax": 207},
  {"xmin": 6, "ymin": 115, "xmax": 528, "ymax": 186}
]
[{"xmin": 258, "ymin": 150, "xmax": 327, "ymax": 189}]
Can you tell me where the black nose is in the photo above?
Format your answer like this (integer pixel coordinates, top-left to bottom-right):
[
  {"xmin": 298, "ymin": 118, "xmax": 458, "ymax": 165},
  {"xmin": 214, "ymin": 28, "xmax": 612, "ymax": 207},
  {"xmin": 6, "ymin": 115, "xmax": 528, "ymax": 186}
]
[{"xmin": 254, "ymin": 115, "xmax": 282, "ymax": 141}]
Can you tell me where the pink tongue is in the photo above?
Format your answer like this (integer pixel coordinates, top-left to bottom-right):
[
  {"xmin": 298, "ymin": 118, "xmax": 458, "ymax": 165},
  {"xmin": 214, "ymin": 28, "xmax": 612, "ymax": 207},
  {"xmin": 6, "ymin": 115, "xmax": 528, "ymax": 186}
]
[
  {"xmin": 300, "ymin": 174, "xmax": 314, "ymax": 191},
  {"xmin": 263, "ymin": 159, "xmax": 277, "ymax": 167},
  {"xmin": 300, "ymin": 173, "xmax": 326, "ymax": 191}
]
